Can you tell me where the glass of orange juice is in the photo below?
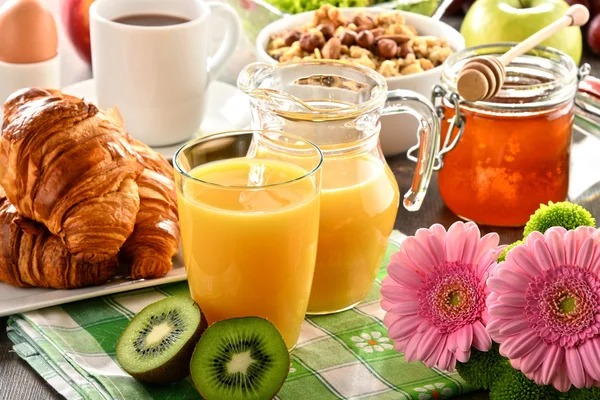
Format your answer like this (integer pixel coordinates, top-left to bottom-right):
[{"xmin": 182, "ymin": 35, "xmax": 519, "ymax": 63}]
[
  {"xmin": 239, "ymin": 61, "xmax": 440, "ymax": 314},
  {"xmin": 174, "ymin": 130, "xmax": 323, "ymax": 349}
]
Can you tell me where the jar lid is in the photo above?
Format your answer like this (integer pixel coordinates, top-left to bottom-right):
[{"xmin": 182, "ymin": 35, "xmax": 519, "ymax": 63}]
[{"xmin": 441, "ymin": 43, "xmax": 578, "ymax": 111}]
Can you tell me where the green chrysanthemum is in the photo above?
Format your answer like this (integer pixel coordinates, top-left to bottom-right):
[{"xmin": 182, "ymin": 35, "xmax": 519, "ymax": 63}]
[
  {"xmin": 523, "ymin": 201, "xmax": 595, "ymax": 238},
  {"xmin": 489, "ymin": 366, "xmax": 563, "ymax": 400},
  {"xmin": 569, "ymin": 386, "xmax": 600, "ymax": 400},
  {"xmin": 497, "ymin": 240, "xmax": 523, "ymax": 263},
  {"xmin": 456, "ymin": 344, "xmax": 509, "ymax": 390}
]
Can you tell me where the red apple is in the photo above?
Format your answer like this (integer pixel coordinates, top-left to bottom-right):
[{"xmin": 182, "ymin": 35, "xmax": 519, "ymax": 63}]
[
  {"xmin": 587, "ymin": 13, "xmax": 600, "ymax": 54},
  {"xmin": 61, "ymin": 0, "xmax": 95, "ymax": 64},
  {"xmin": 566, "ymin": 0, "xmax": 590, "ymax": 8},
  {"xmin": 590, "ymin": 0, "xmax": 600, "ymax": 16}
]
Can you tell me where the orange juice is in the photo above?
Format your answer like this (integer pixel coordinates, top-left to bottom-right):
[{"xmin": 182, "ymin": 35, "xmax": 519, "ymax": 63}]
[
  {"xmin": 177, "ymin": 157, "xmax": 320, "ymax": 349},
  {"xmin": 307, "ymin": 153, "xmax": 399, "ymax": 314}
]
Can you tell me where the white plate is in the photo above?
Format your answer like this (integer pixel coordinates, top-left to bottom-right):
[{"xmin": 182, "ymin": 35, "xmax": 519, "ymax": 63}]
[
  {"xmin": 61, "ymin": 79, "xmax": 252, "ymax": 159},
  {"xmin": 0, "ymin": 253, "xmax": 187, "ymax": 317}
]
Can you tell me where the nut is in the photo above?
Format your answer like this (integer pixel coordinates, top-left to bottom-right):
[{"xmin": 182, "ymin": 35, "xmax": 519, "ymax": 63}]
[
  {"xmin": 355, "ymin": 30, "xmax": 374, "ymax": 49},
  {"xmin": 397, "ymin": 42, "xmax": 414, "ymax": 58},
  {"xmin": 338, "ymin": 30, "xmax": 356, "ymax": 46},
  {"xmin": 284, "ymin": 31, "xmax": 301, "ymax": 47},
  {"xmin": 317, "ymin": 23, "xmax": 335, "ymax": 40},
  {"xmin": 371, "ymin": 28, "xmax": 385, "ymax": 38},
  {"xmin": 377, "ymin": 39, "xmax": 397, "ymax": 59},
  {"xmin": 322, "ymin": 37, "xmax": 342, "ymax": 60},
  {"xmin": 299, "ymin": 31, "xmax": 325, "ymax": 52},
  {"xmin": 353, "ymin": 14, "xmax": 374, "ymax": 30},
  {"xmin": 377, "ymin": 34, "xmax": 411, "ymax": 45}
]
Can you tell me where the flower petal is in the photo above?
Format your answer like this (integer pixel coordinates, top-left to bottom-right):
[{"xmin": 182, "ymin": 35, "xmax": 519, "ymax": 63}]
[
  {"xmin": 471, "ymin": 320, "xmax": 492, "ymax": 352},
  {"xmin": 373, "ymin": 345, "xmax": 384, "ymax": 352},
  {"xmin": 565, "ymin": 230, "xmax": 578, "ymax": 266},
  {"xmin": 363, "ymin": 346, "xmax": 374, "ymax": 353},
  {"xmin": 382, "ymin": 343, "xmax": 394, "ymax": 350},
  {"xmin": 404, "ymin": 333, "xmax": 423, "ymax": 362},
  {"xmin": 417, "ymin": 329, "xmax": 443, "ymax": 361},
  {"xmin": 552, "ymin": 362, "xmax": 572, "ymax": 392},
  {"xmin": 386, "ymin": 314, "xmax": 422, "ymax": 340},
  {"xmin": 497, "ymin": 292, "xmax": 526, "ymax": 308},
  {"xmin": 496, "ymin": 268, "xmax": 531, "ymax": 291},
  {"xmin": 546, "ymin": 228, "xmax": 565, "ymax": 267},
  {"xmin": 488, "ymin": 304, "xmax": 525, "ymax": 319},
  {"xmin": 460, "ymin": 224, "xmax": 480, "ymax": 265},
  {"xmin": 371, "ymin": 331, "xmax": 382, "ymax": 339},
  {"xmin": 511, "ymin": 246, "xmax": 543, "ymax": 278},
  {"xmin": 475, "ymin": 232, "xmax": 500, "ymax": 262},
  {"xmin": 361, "ymin": 333, "xmax": 372, "ymax": 340},
  {"xmin": 532, "ymin": 239, "xmax": 556, "ymax": 270},
  {"xmin": 502, "ymin": 333, "xmax": 541, "ymax": 359},
  {"xmin": 541, "ymin": 345, "xmax": 564, "ymax": 385},
  {"xmin": 456, "ymin": 324, "xmax": 473, "ymax": 353},
  {"xmin": 390, "ymin": 301, "xmax": 420, "ymax": 316},
  {"xmin": 404, "ymin": 236, "xmax": 436, "ymax": 274},
  {"xmin": 499, "ymin": 318, "xmax": 530, "ymax": 336},
  {"xmin": 476, "ymin": 250, "xmax": 498, "ymax": 280},
  {"xmin": 581, "ymin": 338, "xmax": 600, "ymax": 380},
  {"xmin": 356, "ymin": 342, "xmax": 368, "ymax": 348},
  {"xmin": 566, "ymin": 347, "xmax": 586, "ymax": 389},
  {"xmin": 455, "ymin": 349, "xmax": 470, "ymax": 363},
  {"xmin": 445, "ymin": 222, "xmax": 467, "ymax": 262},
  {"xmin": 388, "ymin": 264, "xmax": 423, "ymax": 291},
  {"xmin": 576, "ymin": 237, "xmax": 595, "ymax": 271},
  {"xmin": 487, "ymin": 277, "xmax": 514, "ymax": 294},
  {"xmin": 520, "ymin": 343, "xmax": 548, "ymax": 374}
]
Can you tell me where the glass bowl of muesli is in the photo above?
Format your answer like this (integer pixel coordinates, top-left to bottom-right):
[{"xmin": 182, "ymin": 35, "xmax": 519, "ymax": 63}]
[{"xmin": 254, "ymin": 5, "xmax": 464, "ymax": 155}]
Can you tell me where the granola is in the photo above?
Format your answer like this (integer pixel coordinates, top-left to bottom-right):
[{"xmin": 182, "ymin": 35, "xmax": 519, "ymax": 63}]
[{"xmin": 266, "ymin": 5, "xmax": 454, "ymax": 77}]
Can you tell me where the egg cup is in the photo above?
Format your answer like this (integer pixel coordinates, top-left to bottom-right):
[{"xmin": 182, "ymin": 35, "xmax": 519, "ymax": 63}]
[{"xmin": 0, "ymin": 54, "xmax": 60, "ymax": 107}]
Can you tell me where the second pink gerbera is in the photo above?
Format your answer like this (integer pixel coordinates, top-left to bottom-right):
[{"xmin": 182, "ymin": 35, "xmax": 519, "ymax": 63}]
[
  {"xmin": 381, "ymin": 221, "xmax": 501, "ymax": 371},
  {"xmin": 487, "ymin": 226, "xmax": 600, "ymax": 392}
]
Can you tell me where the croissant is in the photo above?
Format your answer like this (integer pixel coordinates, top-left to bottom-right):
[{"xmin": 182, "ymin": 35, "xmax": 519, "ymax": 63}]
[
  {"xmin": 0, "ymin": 88, "xmax": 144, "ymax": 263},
  {"xmin": 120, "ymin": 139, "xmax": 180, "ymax": 279},
  {"xmin": 0, "ymin": 188, "xmax": 118, "ymax": 289}
]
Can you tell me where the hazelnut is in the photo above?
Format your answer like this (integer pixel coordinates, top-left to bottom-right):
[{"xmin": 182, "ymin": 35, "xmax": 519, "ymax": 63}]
[
  {"xmin": 377, "ymin": 39, "xmax": 398, "ymax": 59},
  {"xmin": 355, "ymin": 30, "xmax": 374, "ymax": 49},
  {"xmin": 284, "ymin": 31, "xmax": 301, "ymax": 47},
  {"xmin": 398, "ymin": 43, "xmax": 414, "ymax": 58},
  {"xmin": 371, "ymin": 28, "xmax": 385, "ymax": 38},
  {"xmin": 299, "ymin": 31, "xmax": 325, "ymax": 52},
  {"xmin": 322, "ymin": 37, "xmax": 342, "ymax": 60},
  {"xmin": 338, "ymin": 30, "xmax": 356, "ymax": 46},
  {"xmin": 379, "ymin": 34, "xmax": 411, "ymax": 45},
  {"xmin": 353, "ymin": 14, "xmax": 374, "ymax": 30},
  {"xmin": 317, "ymin": 23, "xmax": 335, "ymax": 40}
]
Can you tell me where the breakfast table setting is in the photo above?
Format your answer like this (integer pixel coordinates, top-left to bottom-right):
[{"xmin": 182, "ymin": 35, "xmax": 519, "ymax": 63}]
[{"xmin": 3, "ymin": 0, "xmax": 600, "ymax": 399}]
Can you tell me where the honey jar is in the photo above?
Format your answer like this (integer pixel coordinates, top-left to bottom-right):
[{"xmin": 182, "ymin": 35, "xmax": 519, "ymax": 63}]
[{"xmin": 419, "ymin": 44, "xmax": 598, "ymax": 227}]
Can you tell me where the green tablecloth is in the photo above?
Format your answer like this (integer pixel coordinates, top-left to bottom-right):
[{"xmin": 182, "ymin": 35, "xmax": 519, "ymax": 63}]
[{"xmin": 7, "ymin": 231, "xmax": 471, "ymax": 399}]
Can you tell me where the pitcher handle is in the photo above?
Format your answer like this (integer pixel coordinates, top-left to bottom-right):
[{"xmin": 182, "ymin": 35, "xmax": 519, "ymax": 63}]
[{"xmin": 383, "ymin": 90, "xmax": 440, "ymax": 212}]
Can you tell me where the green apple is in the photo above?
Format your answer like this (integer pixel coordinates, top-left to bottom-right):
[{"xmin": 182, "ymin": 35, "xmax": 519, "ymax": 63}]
[{"xmin": 461, "ymin": 0, "xmax": 582, "ymax": 64}]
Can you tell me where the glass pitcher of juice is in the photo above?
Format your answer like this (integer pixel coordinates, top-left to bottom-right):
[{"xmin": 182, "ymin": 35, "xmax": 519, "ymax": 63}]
[
  {"xmin": 423, "ymin": 44, "xmax": 600, "ymax": 227},
  {"xmin": 238, "ymin": 60, "xmax": 441, "ymax": 314}
]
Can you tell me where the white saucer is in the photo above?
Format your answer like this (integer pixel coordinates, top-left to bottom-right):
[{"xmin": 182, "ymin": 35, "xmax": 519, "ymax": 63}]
[{"xmin": 61, "ymin": 79, "xmax": 252, "ymax": 159}]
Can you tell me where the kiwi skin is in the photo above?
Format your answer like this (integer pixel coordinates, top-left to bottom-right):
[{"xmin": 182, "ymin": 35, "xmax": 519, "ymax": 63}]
[{"xmin": 117, "ymin": 302, "xmax": 208, "ymax": 385}]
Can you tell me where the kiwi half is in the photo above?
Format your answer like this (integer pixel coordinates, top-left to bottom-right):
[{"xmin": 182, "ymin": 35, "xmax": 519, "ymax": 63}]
[
  {"xmin": 116, "ymin": 296, "xmax": 207, "ymax": 384},
  {"xmin": 190, "ymin": 317, "xmax": 290, "ymax": 400}
]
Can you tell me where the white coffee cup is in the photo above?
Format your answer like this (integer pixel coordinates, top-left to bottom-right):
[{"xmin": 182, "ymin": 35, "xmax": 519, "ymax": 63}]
[{"xmin": 89, "ymin": 0, "xmax": 240, "ymax": 147}]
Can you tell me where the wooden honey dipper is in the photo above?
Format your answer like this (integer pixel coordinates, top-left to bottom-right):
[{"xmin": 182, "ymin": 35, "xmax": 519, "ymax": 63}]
[{"xmin": 457, "ymin": 4, "xmax": 590, "ymax": 102}]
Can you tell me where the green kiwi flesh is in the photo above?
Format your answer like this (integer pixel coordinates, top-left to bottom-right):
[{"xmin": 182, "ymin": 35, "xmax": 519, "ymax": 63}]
[
  {"xmin": 116, "ymin": 296, "xmax": 207, "ymax": 384},
  {"xmin": 190, "ymin": 317, "xmax": 290, "ymax": 400}
]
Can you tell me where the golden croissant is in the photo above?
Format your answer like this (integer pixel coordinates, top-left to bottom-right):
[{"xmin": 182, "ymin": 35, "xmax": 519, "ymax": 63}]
[
  {"xmin": 105, "ymin": 109, "xmax": 180, "ymax": 279},
  {"xmin": 0, "ymin": 188, "xmax": 118, "ymax": 289},
  {"xmin": 0, "ymin": 88, "xmax": 144, "ymax": 263}
]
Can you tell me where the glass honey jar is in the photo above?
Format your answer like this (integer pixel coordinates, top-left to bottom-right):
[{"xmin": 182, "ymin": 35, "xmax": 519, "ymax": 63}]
[{"xmin": 423, "ymin": 44, "xmax": 597, "ymax": 227}]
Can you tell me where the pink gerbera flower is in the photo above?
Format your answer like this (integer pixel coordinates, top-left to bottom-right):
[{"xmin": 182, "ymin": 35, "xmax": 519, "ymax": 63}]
[
  {"xmin": 381, "ymin": 221, "xmax": 501, "ymax": 371},
  {"xmin": 487, "ymin": 226, "xmax": 600, "ymax": 392}
]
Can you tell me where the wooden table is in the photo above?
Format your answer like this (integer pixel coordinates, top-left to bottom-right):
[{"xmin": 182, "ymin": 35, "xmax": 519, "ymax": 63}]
[{"xmin": 1, "ymin": 11, "xmax": 600, "ymax": 400}]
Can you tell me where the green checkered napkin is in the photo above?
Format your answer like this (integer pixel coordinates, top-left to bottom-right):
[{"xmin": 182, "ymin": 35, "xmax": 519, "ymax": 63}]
[{"xmin": 7, "ymin": 231, "xmax": 472, "ymax": 400}]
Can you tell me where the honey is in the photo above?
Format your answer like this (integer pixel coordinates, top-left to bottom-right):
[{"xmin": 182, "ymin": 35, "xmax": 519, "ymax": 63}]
[{"xmin": 432, "ymin": 44, "xmax": 584, "ymax": 227}]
